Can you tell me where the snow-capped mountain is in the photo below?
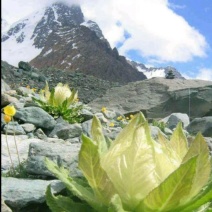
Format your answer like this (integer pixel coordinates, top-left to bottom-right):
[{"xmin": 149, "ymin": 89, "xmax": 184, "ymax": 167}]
[
  {"xmin": 1, "ymin": 18, "xmax": 10, "ymax": 33},
  {"xmin": 2, "ymin": 2, "xmax": 146, "ymax": 83},
  {"xmin": 1, "ymin": 3, "xmax": 84, "ymax": 66},
  {"xmin": 129, "ymin": 61, "xmax": 184, "ymax": 79}
]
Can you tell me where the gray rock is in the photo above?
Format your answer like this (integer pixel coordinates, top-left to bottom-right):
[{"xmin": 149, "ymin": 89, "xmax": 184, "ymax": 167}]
[
  {"xmin": 26, "ymin": 141, "xmax": 81, "ymax": 177},
  {"xmin": 20, "ymin": 123, "xmax": 36, "ymax": 133},
  {"xmin": 1, "ymin": 93, "xmax": 19, "ymax": 107},
  {"xmin": 3, "ymin": 122, "xmax": 26, "ymax": 135},
  {"xmin": 2, "ymin": 177, "xmax": 65, "ymax": 210},
  {"xmin": 14, "ymin": 107, "xmax": 56, "ymax": 130},
  {"xmin": 49, "ymin": 123, "xmax": 82, "ymax": 140},
  {"xmin": 1, "ymin": 79, "xmax": 11, "ymax": 94},
  {"xmin": 162, "ymin": 113, "xmax": 190, "ymax": 129},
  {"xmin": 81, "ymin": 108, "xmax": 94, "ymax": 121},
  {"xmin": 1, "ymin": 135, "xmax": 41, "ymax": 170},
  {"xmin": 186, "ymin": 117, "xmax": 212, "ymax": 137},
  {"xmin": 34, "ymin": 128, "xmax": 48, "ymax": 140},
  {"xmin": 88, "ymin": 78, "xmax": 212, "ymax": 119},
  {"xmin": 150, "ymin": 126, "xmax": 167, "ymax": 140},
  {"xmin": 81, "ymin": 119, "xmax": 92, "ymax": 137},
  {"xmin": 17, "ymin": 87, "xmax": 34, "ymax": 96},
  {"xmin": 204, "ymin": 137, "xmax": 212, "ymax": 154}
]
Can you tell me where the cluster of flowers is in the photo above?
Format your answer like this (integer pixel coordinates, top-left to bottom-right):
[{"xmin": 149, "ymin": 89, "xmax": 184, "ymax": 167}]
[{"xmin": 101, "ymin": 106, "xmax": 134, "ymax": 128}]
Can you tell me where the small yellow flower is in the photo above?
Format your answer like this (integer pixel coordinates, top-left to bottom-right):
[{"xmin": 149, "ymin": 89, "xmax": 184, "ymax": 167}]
[
  {"xmin": 126, "ymin": 117, "xmax": 129, "ymax": 120},
  {"xmin": 109, "ymin": 122, "xmax": 115, "ymax": 127},
  {"xmin": 130, "ymin": 114, "xmax": 134, "ymax": 119},
  {"xmin": 4, "ymin": 114, "xmax": 12, "ymax": 123},
  {"xmin": 117, "ymin": 116, "xmax": 123, "ymax": 121},
  {"xmin": 31, "ymin": 88, "xmax": 37, "ymax": 92},
  {"xmin": 26, "ymin": 85, "xmax": 30, "ymax": 89},
  {"xmin": 4, "ymin": 105, "xmax": 16, "ymax": 116},
  {"xmin": 101, "ymin": 107, "xmax": 107, "ymax": 113}
]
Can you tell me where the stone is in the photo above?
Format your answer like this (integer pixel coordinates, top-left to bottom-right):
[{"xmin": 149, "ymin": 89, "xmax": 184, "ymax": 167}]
[
  {"xmin": 49, "ymin": 123, "xmax": 82, "ymax": 140},
  {"xmin": 14, "ymin": 107, "xmax": 56, "ymax": 130},
  {"xmin": 186, "ymin": 117, "xmax": 212, "ymax": 137},
  {"xmin": 88, "ymin": 78, "xmax": 212, "ymax": 119},
  {"xmin": 1, "ymin": 135, "xmax": 41, "ymax": 170},
  {"xmin": 2, "ymin": 177, "xmax": 65, "ymax": 210},
  {"xmin": 161, "ymin": 113, "xmax": 190, "ymax": 129},
  {"xmin": 1, "ymin": 93, "xmax": 19, "ymax": 107},
  {"xmin": 3, "ymin": 122, "xmax": 26, "ymax": 135},
  {"xmin": 1, "ymin": 79, "xmax": 11, "ymax": 94},
  {"xmin": 20, "ymin": 123, "xmax": 36, "ymax": 133},
  {"xmin": 26, "ymin": 141, "xmax": 82, "ymax": 177}
]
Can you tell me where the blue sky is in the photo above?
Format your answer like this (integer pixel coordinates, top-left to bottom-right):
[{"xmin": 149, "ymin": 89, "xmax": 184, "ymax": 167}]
[{"xmin": 2, "ymin": 0, "xmax": 212, "ymax": 80}]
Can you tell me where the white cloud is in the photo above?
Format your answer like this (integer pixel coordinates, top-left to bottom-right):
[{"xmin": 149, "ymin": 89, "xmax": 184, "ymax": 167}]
[
  {"xmin": 195, "ymin": 68, "xmax": 212, "ymax": 81},
  {"xmin": 2, "ymin": 0, "xmax": 208, "ymax": 63}
]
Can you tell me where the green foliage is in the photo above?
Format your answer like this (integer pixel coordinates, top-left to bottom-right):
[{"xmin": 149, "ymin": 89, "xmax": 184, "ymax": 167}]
[
  {"xmin": 45, "ymin": 113, "xmax": 212, "ymax": 212},
  {"xmin": 152, "ymin": 119, "xmax": 167, "ymax": 132},
  {"xmin": 32, "ymin": 82, "xmax": 84, "ymax": 124},
  {"xmin": 1, "ymin": 160, "xmax": 40, "ymax": 179}
]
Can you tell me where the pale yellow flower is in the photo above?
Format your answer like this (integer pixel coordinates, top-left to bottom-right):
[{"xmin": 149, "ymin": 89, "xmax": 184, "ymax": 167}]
[
  {"xmin": 4, "ymin": 105, "xmax": 16, "ymax": 116},
  {"xmin": 101, "ymin": 107, "xmax": 107, "ymax": 113},
  {"xmin": 109, "ymin": 122, "xmax": 115, "ymax": 127},
  {"xmin": 117, "ymin": 116, "xmax": 123, "ymax": 121},
  {"xmin": 130, "ymin": 114, "xmax": 134, "ymax": 119},
  {"xmin": 4, "ymin": 114, "xmax": 12, "ymax": 123},
  {"xmin": 126, "ymin": 117, "xmax": 129, "ymax": 120}
]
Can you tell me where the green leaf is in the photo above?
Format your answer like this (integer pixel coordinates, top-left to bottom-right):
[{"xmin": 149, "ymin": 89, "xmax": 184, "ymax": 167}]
[
  {"xmin": 169, "ymin": 122, "xmax": 188, "ymax": 161},
  {"xmin": 182, "ymin": 133, "xmax": 211, "ymax": 199},
  {"xmin": 46, "ymin": 185, "xmax": 94, "ymax": 212},
  {"xmin": 49, "ymin": 88, "xmax": 55, "ymax": 106},
  {"xmin": 108, "ymin": 194, "xmax": 131, "ymax": 212},
  {"xmin": 79, "ymin": 134, "xmax": 116, "ymax": 206},
  {"xmin": 45, "ymin": 157, "xmax": 104, "ymax": 212},
  {"xmin": 101, "ymin": 113, "xmax": 160, "ymax": 210},
  {"xmin": 46, "ymin": 185, "xmax": 65, "ymax": 212},
  {"xmin": 136, "ymin": 156, "xmax": 198, "ymax": 212},
  {"xmin": 91, "ymin": 116, "xmax": 108, "ymax": 153},
  {"xmin": 67, "ymin": 89, "xmax": 78, "ymax": 105},
  {"xmin": 174, "ymin": 178, "xmax": 212, "ymax": 212}
]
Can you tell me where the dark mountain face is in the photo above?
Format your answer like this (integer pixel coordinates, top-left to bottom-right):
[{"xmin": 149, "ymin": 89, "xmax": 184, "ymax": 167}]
[
  {"xmin": 28, "ymin": 3, "xmax": 146, "ymax": 83},
  {"xmin": 32, "ymin": 3, "xmax": 84, "ymax": 48},
  {"xmin": 30, "ymin": 25, "xmax": 146, "ymax": 84}
]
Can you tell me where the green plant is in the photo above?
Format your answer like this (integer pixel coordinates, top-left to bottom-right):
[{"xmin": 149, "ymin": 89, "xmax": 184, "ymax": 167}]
[
  {"xmin": 45, "ymin": 112, "xmax": 212, "ymax": 212},
  {"xmin": 152, "ymin": 119, "xmax": 167, "ymax": 132},
  {"xmin": 32, "ymin": 82, "xmax": 84, "ymax": 124}
]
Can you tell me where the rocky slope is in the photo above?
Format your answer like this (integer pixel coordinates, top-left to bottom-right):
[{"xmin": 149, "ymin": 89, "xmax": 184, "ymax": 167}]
[
  {"xmin": 1, "ymin": 60, "xmax": 121, "ymax": 104},
  {"xmin": 88, "ymin": 77, "xmax": 212, "ymax": 119}
]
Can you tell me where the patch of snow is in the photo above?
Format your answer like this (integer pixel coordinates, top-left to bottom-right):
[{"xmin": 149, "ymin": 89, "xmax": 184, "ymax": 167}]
[
  {"xmin": 43, "ymin": 49, "xmax": 53, "ymax": 56},
  {"xmin": 52, "ymin": 5, "xmax": 62, "ymax": 26},
  {"xmin": 72, "ymin": 54, "xmax": 81, "ymax": 60},
  {"xmin": 2, "ymin": 8, "xmax": 46, "ymax": 67},
  {"xmin": 72, "ymin": 43, "xmax": 78, "ymax": 49}
]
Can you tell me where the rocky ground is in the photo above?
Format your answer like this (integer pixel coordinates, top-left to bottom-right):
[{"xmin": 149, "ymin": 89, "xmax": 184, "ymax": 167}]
[
  {"xmin": 1, "ymin": 60, "xmax": 121, "ymax": 104},
  {"xmin": 1, "ymin": 79, "xmax": 212, "ymax": 211}
]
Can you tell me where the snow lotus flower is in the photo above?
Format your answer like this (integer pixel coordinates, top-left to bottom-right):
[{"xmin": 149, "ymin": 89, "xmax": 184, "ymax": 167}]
[
  {"xmin": 40, "ymin": 82, "xmax": 78, "ymax": 107},
  {"xmin": 45, "ymin": 112, "xmax": 212, "ymax": 212}
]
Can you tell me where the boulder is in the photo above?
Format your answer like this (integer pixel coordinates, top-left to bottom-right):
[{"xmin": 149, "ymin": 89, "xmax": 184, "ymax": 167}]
[
  {"xmin": 26, "ymin": 141, "xmax": 81, "ymax": 177},
  {"xmin": 2, "ymin": 177, "xmax": 65, "ymax": 210},
  {"xmin": 186, "ymin": 117, "xmax": 212, "ymax": 137},
  {"xmin": 14, "ymin": 107, "xmax": 56, "ymax": 130},
  {"xmin": 88, "ymin": 78, "xmax": 212, "ymax": 119}
]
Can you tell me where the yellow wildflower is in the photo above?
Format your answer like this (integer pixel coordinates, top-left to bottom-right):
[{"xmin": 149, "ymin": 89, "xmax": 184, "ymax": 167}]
[
  {"xmin": 117, "ymin": 116, "xmax": 123, "ymax": 121},
  {"xmin": 126, "ymin": 117, "xmax": 129, "ymax": 120},
  {"xmin": 31, "ymin": 88, "xmax": 37, "ymax": 92},
  {"xmin": 130, "ymin": 114, "xmax": 134, "ymax": 119},
  {"xmin": 4, "ymin": 105, "xmax": 16, "ymax": 116},
  {"xmin": 4, "ymin": 114, "xmax": 12, "ymax": 123},
  {"xmin": 109, "ymin": 122, "xmax": 115, "ymax": 127},
  {"xmin": 101, "ymin": 107, "xmax": 107, "ymax": 113},
  {"xmin": 26, "ymin": 85, "xmax": 30, "ymax": 89}
]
